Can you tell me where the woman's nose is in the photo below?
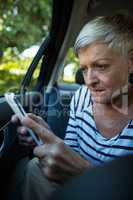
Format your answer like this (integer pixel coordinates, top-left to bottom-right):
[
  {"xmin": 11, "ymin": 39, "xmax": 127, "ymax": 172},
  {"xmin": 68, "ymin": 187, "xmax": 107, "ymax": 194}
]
[{"xmin": 85, "ymin": 68, "xmax": 99, "ymax": 86}]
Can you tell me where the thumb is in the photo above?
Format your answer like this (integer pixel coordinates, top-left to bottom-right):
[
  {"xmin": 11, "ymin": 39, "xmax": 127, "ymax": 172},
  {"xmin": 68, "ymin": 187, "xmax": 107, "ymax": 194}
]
[
  {"xmin": 21, "ymin": 116, "xmax": 61, "ymax": 144},
  {"xmin": 27, "ymin": 113, "xmax": 50, "ymax": 129}
]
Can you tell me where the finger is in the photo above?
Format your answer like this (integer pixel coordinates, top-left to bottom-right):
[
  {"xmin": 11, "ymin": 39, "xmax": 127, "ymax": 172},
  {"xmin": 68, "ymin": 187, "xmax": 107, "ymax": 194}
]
[
  {"xmin": 33, "ymin": 145, "xmax": 47, "ymax": 158},
  {"xmin": 18, "ymin": 134, "xmax": 36, "ymax": 147},
  {"xmin": 27, "ymin": 113, "xmax": 50, "ymax": 129},
  {"xmin": 17, "ymin": 126, "xmax": 28, "ymax": 135},
  {"xmin": 33, "ymin": 143, "xmax": 56, "ymax": 159},
  {"xmin": 18, "ymin": 139, "xmax": 35, "ymax": 148},
  {"xmin": 18, "ymin": 140, "xmax": 30, "ymax": 147},
  {"xmin": 21, "ymin": 116, "xmax": 58, "ymax": 144},
  {"xmin": 40, "ymin": 163, "xmax": 68, "ymax": 184},
  {"xmin": 11, "ymin": 114, "xmax": 20, "ymax": 123},
  {"xmin": 18, "ymin": 135, "xmax": 34, "ymax": 144}
]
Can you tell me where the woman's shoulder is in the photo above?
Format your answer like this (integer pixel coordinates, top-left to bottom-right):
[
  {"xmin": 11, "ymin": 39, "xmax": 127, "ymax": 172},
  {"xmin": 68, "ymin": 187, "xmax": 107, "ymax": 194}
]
[{"xmin": 74, "ymin": 85, "xmax": 90, "ymax": 98}]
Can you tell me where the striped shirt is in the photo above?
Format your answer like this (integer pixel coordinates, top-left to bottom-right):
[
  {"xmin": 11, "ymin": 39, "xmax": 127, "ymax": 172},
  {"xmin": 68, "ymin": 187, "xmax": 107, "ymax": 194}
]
[{"xmin": 64, "ymin": 85, "xmax": 133, "ymax": 166}]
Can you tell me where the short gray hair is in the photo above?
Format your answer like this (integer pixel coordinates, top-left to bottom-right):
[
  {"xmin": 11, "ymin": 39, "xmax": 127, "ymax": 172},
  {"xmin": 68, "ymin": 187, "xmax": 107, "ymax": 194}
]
[{"xmin": 74, "ymin": 11, "xmax": 133, "ymax": 57}]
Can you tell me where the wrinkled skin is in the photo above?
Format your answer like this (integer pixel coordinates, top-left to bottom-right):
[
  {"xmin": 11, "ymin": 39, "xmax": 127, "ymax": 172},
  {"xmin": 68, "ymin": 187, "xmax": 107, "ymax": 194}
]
[
  {"xmin": 11, "ymin": 114, "xmax": 90, "ymax": 184},
  {"xmin": 78, "ymin": 42, "xmax": 133, "ymax": 105}
]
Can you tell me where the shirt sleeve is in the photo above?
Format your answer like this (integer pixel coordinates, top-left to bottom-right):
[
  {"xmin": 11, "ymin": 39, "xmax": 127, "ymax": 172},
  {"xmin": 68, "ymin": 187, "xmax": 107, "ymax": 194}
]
[{"xmin": 64, "ymin": 93, "xmax": 79, "ymax": 153}]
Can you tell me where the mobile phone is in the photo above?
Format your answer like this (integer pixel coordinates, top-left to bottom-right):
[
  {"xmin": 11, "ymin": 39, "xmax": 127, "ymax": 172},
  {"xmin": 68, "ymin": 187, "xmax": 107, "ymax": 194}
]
[{"xmin": 5, "ymin": 92, "xmax": 43, "ymax": 145}]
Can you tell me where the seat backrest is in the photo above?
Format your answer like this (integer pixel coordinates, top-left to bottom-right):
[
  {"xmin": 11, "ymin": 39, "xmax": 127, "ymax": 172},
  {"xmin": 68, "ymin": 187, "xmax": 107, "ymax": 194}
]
[
  {"xmin": 45, "ymin": 86, "xmax": 71, "ymax": 139},
  {"xmin": 75, "ymin": 68, "xmax": 84, "ymax": 85},
  {"xmin": 45, "ymin": 69, "xmax": 84, "ymax": 139}
]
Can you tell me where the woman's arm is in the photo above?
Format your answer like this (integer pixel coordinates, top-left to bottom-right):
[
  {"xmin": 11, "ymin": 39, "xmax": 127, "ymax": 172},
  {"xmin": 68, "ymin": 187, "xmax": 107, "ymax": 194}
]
[{"xmin": 20, "ymin": 113, "xmax": 91, "ymax": 184}]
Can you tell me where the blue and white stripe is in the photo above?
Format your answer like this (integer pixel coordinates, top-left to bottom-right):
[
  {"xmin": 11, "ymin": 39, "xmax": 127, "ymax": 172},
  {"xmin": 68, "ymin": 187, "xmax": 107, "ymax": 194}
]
[{"xmin": 64, "ymin": 85, "xmax": 133, "ymax": 166}]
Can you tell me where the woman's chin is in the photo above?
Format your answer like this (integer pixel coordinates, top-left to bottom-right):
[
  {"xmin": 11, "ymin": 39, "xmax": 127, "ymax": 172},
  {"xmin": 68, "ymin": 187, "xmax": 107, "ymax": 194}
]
[{"xmin": 91, "ymin": 95, "xmax": 111, "ymax": 104}]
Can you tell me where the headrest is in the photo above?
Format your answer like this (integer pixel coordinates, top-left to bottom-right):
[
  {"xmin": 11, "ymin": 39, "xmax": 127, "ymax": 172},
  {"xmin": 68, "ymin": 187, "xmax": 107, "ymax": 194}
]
[{"xmin": 75, "ymin": 68, "xmax": 85, "ymax": 85}]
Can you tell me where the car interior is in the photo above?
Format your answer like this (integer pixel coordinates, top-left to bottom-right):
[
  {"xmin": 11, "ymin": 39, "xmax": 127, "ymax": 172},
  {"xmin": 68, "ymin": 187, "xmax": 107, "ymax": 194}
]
[{"xmin": 0, "ymin": 0, "xmax": 133, "ymax": 199}]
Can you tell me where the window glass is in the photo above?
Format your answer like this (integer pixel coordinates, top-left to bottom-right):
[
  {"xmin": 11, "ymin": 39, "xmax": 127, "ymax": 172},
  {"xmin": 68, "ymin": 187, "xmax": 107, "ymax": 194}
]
[
  {"xmin": 58, "ymin": 48, "xmax": 80, "ymax": 84},
  {"xmin": 0, "ymin": 0, "xmax": 52, "ymax": 95},
  {"xmin": 28, "ymin": 58, "xmax": 43, "ymax": 91}
]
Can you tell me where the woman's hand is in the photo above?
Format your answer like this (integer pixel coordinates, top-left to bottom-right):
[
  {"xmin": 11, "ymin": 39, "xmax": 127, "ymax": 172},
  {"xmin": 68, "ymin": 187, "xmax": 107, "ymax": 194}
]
[
  {"xmin": 11, "ymin": 114, "xmax": 35, "ymax": 148},
  {"xmin": 11, "ymin": 114, "xmax": 50, "ymax": 148},
  {"xmin": 20, "ymin": 113, "xmax": 91, "ymax": 184}
]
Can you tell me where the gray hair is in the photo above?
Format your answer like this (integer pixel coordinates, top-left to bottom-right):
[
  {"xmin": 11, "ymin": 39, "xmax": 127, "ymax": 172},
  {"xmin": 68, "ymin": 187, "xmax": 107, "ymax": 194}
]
[{"xmin": 74, "ymin": 11, "xmax": 133, "ymax": 57}]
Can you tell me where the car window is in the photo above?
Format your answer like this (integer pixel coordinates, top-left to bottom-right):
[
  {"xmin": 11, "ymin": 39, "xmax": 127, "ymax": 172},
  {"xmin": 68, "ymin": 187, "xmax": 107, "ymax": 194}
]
[
  {"xmin": 0, "ymin": 0, "xmax": 52, "ymax": 95},
  {"xmin": 58, "ymin": 48, "xmax": 80, "ymax": 84}
]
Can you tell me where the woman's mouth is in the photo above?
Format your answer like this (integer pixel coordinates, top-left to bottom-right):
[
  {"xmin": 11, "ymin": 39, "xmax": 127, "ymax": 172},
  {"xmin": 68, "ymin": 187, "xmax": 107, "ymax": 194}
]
[{"xmin": 91, "ymin": 89, "xmax": 105, "ymax": 95}]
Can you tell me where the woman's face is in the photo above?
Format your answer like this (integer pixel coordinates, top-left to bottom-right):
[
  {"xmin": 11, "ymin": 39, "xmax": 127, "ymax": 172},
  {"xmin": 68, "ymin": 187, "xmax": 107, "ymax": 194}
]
[{"xmin": 78, "ymin": 42, "xmax": 132, "ymax": 104}]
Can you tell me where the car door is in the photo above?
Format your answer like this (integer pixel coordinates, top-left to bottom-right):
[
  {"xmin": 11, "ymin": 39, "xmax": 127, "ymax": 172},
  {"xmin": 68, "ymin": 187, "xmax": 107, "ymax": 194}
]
[{"xmin": 0, "ymin": 0, "xmax": 76, "ymax": 199}]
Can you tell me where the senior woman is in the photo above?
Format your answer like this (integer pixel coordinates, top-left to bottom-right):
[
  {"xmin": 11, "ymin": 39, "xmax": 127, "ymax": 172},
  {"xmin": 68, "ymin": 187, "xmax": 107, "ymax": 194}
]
[{"xmin": 9, "ymin": 11, "xmax": 133, "ymax": 200}]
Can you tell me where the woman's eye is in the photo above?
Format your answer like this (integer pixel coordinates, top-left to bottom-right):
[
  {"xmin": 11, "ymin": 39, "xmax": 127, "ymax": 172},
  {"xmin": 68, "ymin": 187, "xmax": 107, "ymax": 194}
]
[{"xmin": 95, "ymin": 64, "xmax": 109, "ymax": 70}]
